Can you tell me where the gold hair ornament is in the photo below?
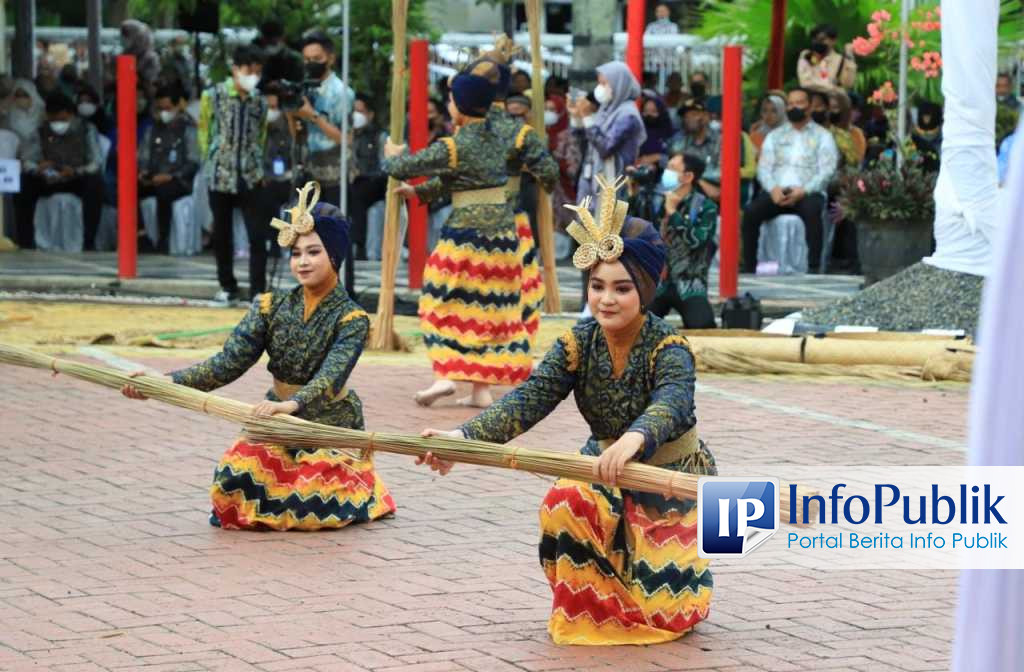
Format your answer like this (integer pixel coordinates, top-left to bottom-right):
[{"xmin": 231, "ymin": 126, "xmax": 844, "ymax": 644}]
[
  {"xmin": 563, "ymin": 174, "xmax": 629, "ymax": 270},
  {"xmin": 270, "ymin": 181, "xmax": 321, "ymax": 247}
]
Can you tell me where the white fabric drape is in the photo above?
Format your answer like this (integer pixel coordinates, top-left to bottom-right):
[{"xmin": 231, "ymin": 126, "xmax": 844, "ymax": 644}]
[
  {"xmin": 922, "ymin": 0, "xmax": 999, "ymax": 277},
  {"xmin": 951, "ymin": 115, "xmax": 1024, "ymax": 672}
]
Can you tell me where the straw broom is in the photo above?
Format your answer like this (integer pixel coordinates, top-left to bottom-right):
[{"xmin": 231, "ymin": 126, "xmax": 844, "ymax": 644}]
[
  {"xmin": 370, "ymin": 0, "xmax": 409, "ymax": 352},
  {"xmin": 526, "ymin": 0, "xmax": 561, "ymax": 314},
  {"xmin": 0, "ymin": 343, "xmax": 816, "ymax": 526}
]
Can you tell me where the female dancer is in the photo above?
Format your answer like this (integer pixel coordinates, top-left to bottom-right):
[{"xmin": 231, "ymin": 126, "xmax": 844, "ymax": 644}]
[
  {"xmin": 385, "ymin": 63, "xmax": 532, "ymax": 408},
  {"xmin": 418, "ymin": 178, "xmax": 716, "ymax": 645},
  {"xmin": 122, "ymin": 183, "xmax": 396, "ymax": 530}
]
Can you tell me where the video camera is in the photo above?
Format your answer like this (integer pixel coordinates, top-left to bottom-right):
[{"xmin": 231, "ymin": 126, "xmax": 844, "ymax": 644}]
[
  {"xmin": 260, "ymin": 78, "xmax": 320, "ymax": 111},
  {"xmin": 627, "ymin": 164, "xmax": 661, "ymax": 189}
]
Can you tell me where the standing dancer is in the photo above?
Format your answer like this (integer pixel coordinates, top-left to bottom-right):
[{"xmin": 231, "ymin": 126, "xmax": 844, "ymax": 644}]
[
  {"xmin": 470, "ymin": 37, "xmax": 560, "ymax": 347},
  {"xmin": 417, "ymin": 177, "xmax": 716, "ymax": 645},
  {"xmin": 122, "ymin": 183, "xmax": 395, "ymax": 530},
  {"xmin": 384, "ymin": 63, "xmax": 532, "ymax": 408}
]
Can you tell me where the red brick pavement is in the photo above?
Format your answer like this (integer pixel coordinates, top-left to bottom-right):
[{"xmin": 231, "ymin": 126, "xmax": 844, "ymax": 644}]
[{"xmin": 0, "ymin": 350, "xmax": 968, "ymax": 671}]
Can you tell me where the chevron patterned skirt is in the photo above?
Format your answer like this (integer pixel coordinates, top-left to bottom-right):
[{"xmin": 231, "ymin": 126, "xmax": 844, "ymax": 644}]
[
  {"xmin": 539, "ymin": 479, "xmax": 714, "ymax": 645},
  {"xmin": 419, "ymin": 205, "xmax": 533, "ymax": 386},
  {"xmin": 210, "ymin": 439, "xmax": 396, "ymax": 531},
  {"xmin": 515, "ymin": 211, "xmax": 544, "ymax": 349}
]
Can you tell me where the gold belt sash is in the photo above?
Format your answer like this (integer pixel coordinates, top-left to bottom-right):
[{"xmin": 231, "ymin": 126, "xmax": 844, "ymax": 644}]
[
  {"xmin": 452, "ymin": 185, "xmax": 509, "ymax": 208},
  {"xmin": 272, "ymin": 378, "xmax": 348, "ymax": 402},
  {"xmin": 597, "ymin": 427, "xmax": 699, "ymax": 466},
  {"xmin": 505, "ymin": 175, "xmax": 521, "ymax": 195}
]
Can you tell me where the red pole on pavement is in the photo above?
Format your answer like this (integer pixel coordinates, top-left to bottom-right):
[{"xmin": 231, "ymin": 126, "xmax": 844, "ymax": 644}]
[
  {"xmin": 768, "ymin": 0, "xmax": 787, "ymax": 90},
  {"xmin": 719, "ymin": 45, "xmax": 742, "ymax": 300},
  {"xmin": 626, "ymin": 0, "xmax": 646, "ymax": 82},
  {"xmin": 116, "ymin": 55, "xmax": 137, "ymax": 280},
  {"xmin": 407, "ymin": 39, "xmax": 430, "ymax": 290}
]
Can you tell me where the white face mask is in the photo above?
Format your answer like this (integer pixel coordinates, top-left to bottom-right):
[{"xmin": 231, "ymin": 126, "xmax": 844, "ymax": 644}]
[
  {"xmin": 159, "ymin": 110, "xmax": 176, "ymax": 124},
  {"xmin": 49, "ymin": 120, "xmax": 71, "ymax": 135},
  {"xmin": 236, "ymin": 72, "xmax": 260, "ymax": 92},
  {"xmin": 351, "ymin": 110, "xmax": 368, "ymax": 129},
  {"xmin": 77, "ymin": 102, "xmax": 97, "ymax": 118},
  {"xmin": 594, "ymin": 83, "xmax": 613, "ymax": 105},
  {"xmin": 543, "ymin": 110, "xmax": 559, "ymax": 127},
  {"xmin": 709, "ymin": 119, "xmax": 722, "ymax": 132},
  {"xmin": 267, "ymin": 108, "xmax": 282, "ymax": 123}
]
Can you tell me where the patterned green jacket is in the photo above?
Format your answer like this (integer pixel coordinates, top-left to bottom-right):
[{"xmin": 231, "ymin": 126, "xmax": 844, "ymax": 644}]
[
  {"xmin": 171, "ymin": 285, "xmax": 369, "ymax": 429},
  {"xmin": 657, "ymin": 191, "xmax": 718, "ymax": 300}
]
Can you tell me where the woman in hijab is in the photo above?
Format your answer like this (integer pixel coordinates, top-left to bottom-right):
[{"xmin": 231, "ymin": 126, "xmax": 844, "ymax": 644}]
[
  {"xmin": 2, "ymin": 79, "xmax": 45, "ymax": 146},
  {"xmin": 544, "ymin": 94, "xmax": 581, "ymax": 229},
  {"xmin": 120, "ymin": 20, "xmax": 161, "ymax": 94},
  {"xmin": 636, "ymin": 91, "xmax": 674, "ymax": 165},
  {"xmin": 749, "ymin": 92, "xmax": 786, "ymax": 153},
  {"xmin": 568, "ymin": 61, "xmax": 646, "ymax": 203}
]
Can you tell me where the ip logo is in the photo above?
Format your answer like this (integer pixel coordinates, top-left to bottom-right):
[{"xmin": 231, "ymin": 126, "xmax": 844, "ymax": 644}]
[{"xmin": 698, "ymin": 478, "xmax": 779, "ymax": 558}]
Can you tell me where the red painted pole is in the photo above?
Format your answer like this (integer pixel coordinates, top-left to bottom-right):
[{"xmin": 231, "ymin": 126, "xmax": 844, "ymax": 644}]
[
  {"xmin": 626, "ymin": 0, "xmax": 646, "ymax": 82},
  {"xmin": 116, "ymin": 55, "xmax": 137, "ymax": 280},
  {"xmin": 768, "ymin": 0, "xmax": 787, "ymax": 90},
  {"xmin": 719, "ymin": 45, "xmax": 742, "ymax": 300},
  {"xmin": 407, "ymin": 39, "xmax": 430, "ymax": 290}
]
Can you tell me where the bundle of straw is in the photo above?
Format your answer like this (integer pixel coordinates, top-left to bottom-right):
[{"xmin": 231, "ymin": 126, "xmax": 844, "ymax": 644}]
[
  {"xmin": 370, "ymin": 0, "xmax": 410, "ymax": 352},
  {"xmin": 0, "ymin": 343, "xmax": 816, "ymax": 525},
  {"xmin": 525, "ymin": 0, "xmax": 561, "ymax": 314}
]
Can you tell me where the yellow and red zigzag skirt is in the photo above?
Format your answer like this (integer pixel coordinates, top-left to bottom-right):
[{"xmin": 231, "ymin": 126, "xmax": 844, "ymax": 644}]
[
  {"xmin": 516, "ymin": 211, "xmax": 544, "ymax": 349},
  {"xmin": 211, "ymin": 439, "xmax": 396, "ymax": 531},
  {"xmin": 539, "ymin": 479, "xmax": 713, "ymax": 645},
  {"xmin": 420, "ymin": 213, "xmax": 534, "ymax": 386}
]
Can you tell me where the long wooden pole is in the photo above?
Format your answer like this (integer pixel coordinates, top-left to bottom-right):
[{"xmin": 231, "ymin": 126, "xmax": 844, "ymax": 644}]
[
  {"xmin": 371, "ymin": 0, "xmax": 409, "ymax": 351},
  {"xmin": 0, "ymin": 342, "xmax": 815, "ymax": 525},
  {"xmin": 526, "ymin": 0, "xmax": 561, "ymax": 314}
]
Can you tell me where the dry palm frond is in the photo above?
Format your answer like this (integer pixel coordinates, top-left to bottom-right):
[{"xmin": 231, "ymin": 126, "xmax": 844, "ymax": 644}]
[
  {"xmin": 0, "ymin": 342, "xmax": 814, "ymax": 526},
  {"xmin": 371, "ymin": 0, "xmax": 410, "ymax": 352}
]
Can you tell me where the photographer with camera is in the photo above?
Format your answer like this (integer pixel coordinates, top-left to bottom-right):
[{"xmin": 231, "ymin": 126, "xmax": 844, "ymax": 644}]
[{"xmin": 293, "ymin": 31, "xmax": 351, "ymax": 204}]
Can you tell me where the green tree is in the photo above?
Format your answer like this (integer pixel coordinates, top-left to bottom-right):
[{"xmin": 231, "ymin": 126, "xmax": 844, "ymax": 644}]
[{"xmin": 123, "ymin": 0, "xmax": 433, "ymax": 120}]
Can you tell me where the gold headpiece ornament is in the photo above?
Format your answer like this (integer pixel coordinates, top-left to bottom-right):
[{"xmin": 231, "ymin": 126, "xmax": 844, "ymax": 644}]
[
  {"xmin": 270, "ymin": 181, "xmax": 321, "ymax": 247},
  {"xmin": 563, "ymin": 175, "xmax": 630, "ymax": 270}
]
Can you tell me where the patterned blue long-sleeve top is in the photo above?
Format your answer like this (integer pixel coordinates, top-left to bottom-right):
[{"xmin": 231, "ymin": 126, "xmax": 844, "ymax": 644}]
[
  {"xmin": 459, "ymin": 314, "xmax": 697, "ymax": 462},
  {"xmin": 170, "ymin": 285, "xmax": 370, "ymax": 429}
]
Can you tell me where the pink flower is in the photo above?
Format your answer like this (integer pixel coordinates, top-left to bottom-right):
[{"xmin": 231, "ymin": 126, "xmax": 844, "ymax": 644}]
[
  {"xmin": 851, "ymin": 36, "xmax": 877, "ymax": 56},
  {"xmin": 857, "ymin": 179, "xmax": 866, "ymax": 193},
  {"xmin": 926, "ymin": 10, "xmax": 934, "ymax": 20},
  {"xmin": 867, "ymin": 22, "xmax": 881, "ymax": 38},
  {"xmin": 871, "ymin": 9, "xmax": 892, "ymax": 22},
  {"xmin": 935, "ymin": 6, "xmax": 941, "ymax": 16}
]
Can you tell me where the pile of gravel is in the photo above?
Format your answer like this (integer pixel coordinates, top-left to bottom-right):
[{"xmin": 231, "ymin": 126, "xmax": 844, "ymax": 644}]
[{"xmin": 800, "ymin": 262, "xmax": 984, "ymax": 335}]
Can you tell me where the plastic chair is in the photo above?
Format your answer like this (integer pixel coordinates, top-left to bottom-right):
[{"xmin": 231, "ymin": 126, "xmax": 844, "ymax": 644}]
[
  {"xmin": 33, "ymin": 193, "xmax": 83, "ymax": 252},
  {"xmin": 758, "ymin": 214, "xmax": 809, "ymax": 275}
]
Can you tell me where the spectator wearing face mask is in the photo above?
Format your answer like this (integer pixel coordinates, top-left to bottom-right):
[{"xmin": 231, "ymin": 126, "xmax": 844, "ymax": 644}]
[
  {"xmin": 74, "ymin": 84, "xmax": 110, "ymax": 136},
  {"xmin": 544, "ymin": 94, "xmax": 581, "ymax": 229},
  {"xmin": 138, "ymin": 84, "xmax": 199, "ymax": 254},
  {"xmin": 2, "ymin": 79, "xmax": 45, "ymax": 147},
  {"xmin": 827, "ymin": 90, "xmax": 866, "ymax": 166},
  {"xmin": 636, "ymin": 92, "xmax": 673, "ymax": 166},
  {"xmin": 347, "ymin": 93, "xmax": 388, "ymax": 260},
  {"xmin": 809, "ymin": 88, "xmax": 857, "ymax": 172},
  {"xmin": 688, "ymin": 71, "xmax": 710, "ymax": 103},
  {"xmin": 16, "ymin": 91, "xmax": 104, "ymax": 250},
  {"xmin": 651, "ymin": 151, "xmax": 718, "ymax": 328},
  {"xmin": 741, "ymin": 87, "xmax": 838, "ymax": 274},
  {"xmin": 197, "ymin": 44, "xmax": 268, "ymax": 303},
  {"xmin": 907, "ymin": 101, "xmax": 943, "ymax": 174},
  {"xmin": 568, "ymin": 61, "xmax": 645, "ymax": 205},
  {"xmin": 294, "ymin": 31, "xmax": 353, "ymax": 214},
  {"xmin": 797, "ymin": 23, "xmax": 857, "ymax": 92},
  {"xmin": 668, "ymin": 99, "xmax": 721, "ymax": 199},
  {"xmin": 750, "ymin": 93, "xmax": 786, "ymax": 154}
]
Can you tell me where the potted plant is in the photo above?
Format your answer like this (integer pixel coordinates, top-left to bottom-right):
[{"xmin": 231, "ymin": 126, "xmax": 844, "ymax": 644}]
[{"xmin": 837, "ymin": 160, "xmax": 936, "ymax": 286}]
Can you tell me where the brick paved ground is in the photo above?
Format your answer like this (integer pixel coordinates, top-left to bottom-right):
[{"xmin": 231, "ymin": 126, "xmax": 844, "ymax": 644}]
[{"xmin": 0, "ymin": 350, "xmax": 967, "ymax": 672}]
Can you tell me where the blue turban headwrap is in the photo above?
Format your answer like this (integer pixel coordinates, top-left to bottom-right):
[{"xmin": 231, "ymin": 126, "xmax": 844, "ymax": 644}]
[
  {"xmin": 309, "ymin": 202, "xmax": 350, "ymax": 273},
  {"xmin": 451, "ymin": 72, "xmax": 496, "ymax": 117},
  {"xmin": 618, "ymin": 217, "xmax": 666, "ymax": 307}
]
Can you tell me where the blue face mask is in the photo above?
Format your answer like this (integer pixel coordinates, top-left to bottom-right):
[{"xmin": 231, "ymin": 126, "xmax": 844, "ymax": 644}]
[{"xmin": 660, "ymin": 168, "xmax": 681, "ymax": 191}]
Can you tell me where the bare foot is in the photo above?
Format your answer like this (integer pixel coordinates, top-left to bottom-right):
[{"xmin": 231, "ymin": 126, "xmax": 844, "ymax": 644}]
[
  {"xmin": 456, "ymin": 391, "xmax": 493, "ymax": 408},
  {"xmin": 414, "ymin": 380, "xmax": 456, "ymax": 407}
]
